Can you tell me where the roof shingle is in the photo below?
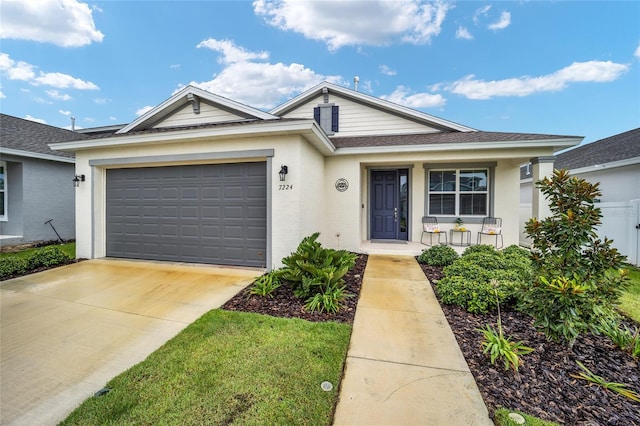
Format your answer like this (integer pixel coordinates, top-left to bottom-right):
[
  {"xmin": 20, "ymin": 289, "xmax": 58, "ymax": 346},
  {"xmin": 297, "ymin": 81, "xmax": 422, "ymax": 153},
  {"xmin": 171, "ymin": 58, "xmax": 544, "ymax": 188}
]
[{"xmin": 555, "ymin": 128, "xmax": 640, "ymax": 170}]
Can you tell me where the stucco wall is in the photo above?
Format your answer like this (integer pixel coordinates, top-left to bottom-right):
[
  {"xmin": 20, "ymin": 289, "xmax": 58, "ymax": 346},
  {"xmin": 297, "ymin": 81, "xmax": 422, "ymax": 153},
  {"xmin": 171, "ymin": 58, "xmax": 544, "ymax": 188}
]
[
  {"xmin": 571, "ymin": 164, "xmax": 640, "ymax": 203},
  {"xmin": 0, "ymin": 155, "xmax": 75, "ymax": 244}
]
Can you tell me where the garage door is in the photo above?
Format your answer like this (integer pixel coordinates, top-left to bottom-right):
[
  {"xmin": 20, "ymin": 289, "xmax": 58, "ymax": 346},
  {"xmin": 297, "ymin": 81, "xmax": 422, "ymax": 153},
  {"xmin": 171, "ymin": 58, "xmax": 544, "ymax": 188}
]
[{"xmin": 106, "ymin": 162, "xmax": 266, "ymax": 267}]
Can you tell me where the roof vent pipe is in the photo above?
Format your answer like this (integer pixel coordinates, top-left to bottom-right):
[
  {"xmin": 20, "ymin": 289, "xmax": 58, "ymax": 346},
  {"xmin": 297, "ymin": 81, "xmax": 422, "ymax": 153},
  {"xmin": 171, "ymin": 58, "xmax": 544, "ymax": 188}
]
[
  {"xmin": 71, "ymin": 116, "xmax": 75, "ymax": 131},
  {"xmin": 354, "ymin": 76, "xmax": 359, "ymax": 91}
]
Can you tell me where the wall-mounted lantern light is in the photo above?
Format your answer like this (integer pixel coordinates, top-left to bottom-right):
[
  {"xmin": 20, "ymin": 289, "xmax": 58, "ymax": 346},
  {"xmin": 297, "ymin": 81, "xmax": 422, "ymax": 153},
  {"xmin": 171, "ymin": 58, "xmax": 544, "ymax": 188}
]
[
  {"xmin": 279, "ymin": 165, "xmax": 288, "ymax": 182},
  {"xmin": 73, "ymin": 174, "xmax": 85, "ymax": 188}
]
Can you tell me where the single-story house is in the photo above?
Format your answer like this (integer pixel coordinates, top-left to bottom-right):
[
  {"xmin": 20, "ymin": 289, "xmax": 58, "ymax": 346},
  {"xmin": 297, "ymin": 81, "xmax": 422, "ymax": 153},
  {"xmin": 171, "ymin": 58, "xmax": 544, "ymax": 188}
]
[
  {"xmin": 50, "ymin": 83, "xmax": 582, "ymax": 269},
  {"xmin": 0, "ymin": 114, "xmax": 88, "ymax": 246},
  {"xmin": 520, "ymin": 127, "xmax": 640, "ymax": 265}
]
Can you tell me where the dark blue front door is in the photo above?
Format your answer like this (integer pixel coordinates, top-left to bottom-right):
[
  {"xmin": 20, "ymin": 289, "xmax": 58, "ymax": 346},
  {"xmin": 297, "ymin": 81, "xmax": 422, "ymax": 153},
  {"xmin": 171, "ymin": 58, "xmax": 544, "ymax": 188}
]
[{"xmin": 371, "ymin": 171, "xmax": 399, "ymax": 239}]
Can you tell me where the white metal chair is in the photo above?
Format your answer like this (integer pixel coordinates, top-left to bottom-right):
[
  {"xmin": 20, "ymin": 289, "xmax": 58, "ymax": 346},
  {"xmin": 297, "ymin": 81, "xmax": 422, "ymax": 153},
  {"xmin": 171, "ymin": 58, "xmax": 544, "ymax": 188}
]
[
  {"xmin": 421, "ymin": 216, "xmax": 447, "ymax": 245},
  {"xmin": 477, "ymin": 217, "xmax": 503, "ymax": 248}
]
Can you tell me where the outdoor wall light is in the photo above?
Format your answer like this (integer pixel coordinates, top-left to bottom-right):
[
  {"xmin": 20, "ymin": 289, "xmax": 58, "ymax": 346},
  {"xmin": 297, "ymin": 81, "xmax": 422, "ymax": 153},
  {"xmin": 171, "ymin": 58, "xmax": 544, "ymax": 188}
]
[
  {"xmin": 73, "ymin": 174, "xmax": 85, "ymax": 187},
  {"xmin": 279, "ymin": 165, "xmax": 288, "ymax": 182}
]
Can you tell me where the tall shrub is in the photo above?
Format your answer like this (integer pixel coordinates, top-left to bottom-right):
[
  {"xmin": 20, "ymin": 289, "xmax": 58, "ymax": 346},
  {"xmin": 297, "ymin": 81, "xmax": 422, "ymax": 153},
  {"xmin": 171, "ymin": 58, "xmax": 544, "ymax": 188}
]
[{"xmin": 522, "ymin": 169, "xmax": 628, "ymax": 345}]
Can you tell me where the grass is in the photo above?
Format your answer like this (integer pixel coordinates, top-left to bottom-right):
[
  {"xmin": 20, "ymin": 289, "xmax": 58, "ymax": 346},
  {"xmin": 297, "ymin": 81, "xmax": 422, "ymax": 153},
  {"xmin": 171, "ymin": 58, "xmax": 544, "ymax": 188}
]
[
  {"xmin": 619, "ymin": 266, "xmax": 640, "ymax": 323},
  {"xmin": 61, "ymin": 309, "xmax": 351, "ymax": 426},
  {"xmin": 0, "ymin": 242, "xmax": 75, "ymax": 259}
]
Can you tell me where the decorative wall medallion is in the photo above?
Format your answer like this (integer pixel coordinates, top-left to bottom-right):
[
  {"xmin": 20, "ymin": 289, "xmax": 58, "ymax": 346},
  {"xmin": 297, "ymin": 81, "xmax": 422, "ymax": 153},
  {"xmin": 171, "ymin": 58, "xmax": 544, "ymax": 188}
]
[{"xmin": 335, "ymin": 178, "xmax": 349, "ymax": 192}]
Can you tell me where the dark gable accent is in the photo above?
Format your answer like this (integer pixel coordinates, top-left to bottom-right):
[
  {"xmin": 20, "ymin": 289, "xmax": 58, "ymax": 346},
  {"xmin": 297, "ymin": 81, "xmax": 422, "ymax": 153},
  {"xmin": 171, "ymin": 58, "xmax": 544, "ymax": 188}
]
[{"xmin": 332, "ymin": 105, "xmax": 339, "ymax": 133}]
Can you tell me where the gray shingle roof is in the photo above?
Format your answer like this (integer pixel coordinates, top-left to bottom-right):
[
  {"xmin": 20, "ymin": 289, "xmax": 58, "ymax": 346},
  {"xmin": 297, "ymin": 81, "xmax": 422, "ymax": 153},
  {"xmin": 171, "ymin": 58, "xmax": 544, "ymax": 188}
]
[
  {"xmin": 0, "ymin": 113, "xmax": 88, "ymax": 159},
  {"xmin": 555, "ymin": 128, "xmax": 640, "ymax": 170},
  {"xmin": 330, "ymin": 131, "xmax": 579, "ymax": 148}
]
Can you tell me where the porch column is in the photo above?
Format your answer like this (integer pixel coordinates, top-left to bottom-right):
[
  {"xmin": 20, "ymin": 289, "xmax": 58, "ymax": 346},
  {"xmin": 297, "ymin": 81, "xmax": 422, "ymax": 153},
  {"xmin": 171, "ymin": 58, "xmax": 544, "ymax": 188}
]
[{"xmin": 530, "ymin": 156, "xmax": 556, "ymax": 220}]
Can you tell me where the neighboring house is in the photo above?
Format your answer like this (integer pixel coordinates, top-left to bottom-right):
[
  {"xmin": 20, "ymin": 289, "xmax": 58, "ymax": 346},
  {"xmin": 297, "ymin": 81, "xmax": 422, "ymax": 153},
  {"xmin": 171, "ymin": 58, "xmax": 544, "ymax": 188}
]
[
  {"xmin": 50, "ymin": 83, "xmax": 582, "ymax": 269},
  {"xmin": 0, "ymin": 114, "xmax": 88, "ymax": 246},
  {"xmin": 520, "ymin": 127, "xmax": 640, "ymax": 265}
]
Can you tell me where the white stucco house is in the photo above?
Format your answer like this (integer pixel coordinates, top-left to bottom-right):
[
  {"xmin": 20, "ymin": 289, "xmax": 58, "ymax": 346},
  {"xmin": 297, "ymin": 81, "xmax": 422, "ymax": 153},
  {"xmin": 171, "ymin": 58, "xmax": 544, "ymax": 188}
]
[{"xmin": 50, "ymin": 83, "xmax": 582, "ymax": 269}]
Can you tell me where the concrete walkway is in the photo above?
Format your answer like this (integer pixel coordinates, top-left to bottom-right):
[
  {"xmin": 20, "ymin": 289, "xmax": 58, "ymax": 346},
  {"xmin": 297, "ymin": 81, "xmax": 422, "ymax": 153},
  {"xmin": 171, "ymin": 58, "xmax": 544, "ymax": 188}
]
[{"xmin": 333, "ymin": 255, "xmax": 493, "ymax": 426}]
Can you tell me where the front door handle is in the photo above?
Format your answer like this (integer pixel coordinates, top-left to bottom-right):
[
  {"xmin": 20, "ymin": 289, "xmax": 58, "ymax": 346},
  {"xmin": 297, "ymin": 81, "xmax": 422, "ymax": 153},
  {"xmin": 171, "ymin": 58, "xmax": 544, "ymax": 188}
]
[{"xmin": 394, "ymin": 207, "xmax": 398, "ymax": 222}]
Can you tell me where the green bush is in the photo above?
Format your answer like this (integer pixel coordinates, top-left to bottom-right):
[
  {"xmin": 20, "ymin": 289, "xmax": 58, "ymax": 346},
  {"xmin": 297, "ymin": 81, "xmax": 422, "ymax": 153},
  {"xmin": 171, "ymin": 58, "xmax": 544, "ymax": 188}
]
[
  {"xmin": 279, "ymin": 233, "xmax": 356, "ymax": 312},
  {"xmin": 522, "ymin": 169, "xmax": 628, "ymax": 346},
  {"xmin": 250, "ymin": 272, "xmax": 281, "ymax": 298},
  {"xmin": 27, "ymin": 246, "xmax": 70, "ymax": 269},
  {"xmin": 417, "ymin": 245, "xmax": 459, "ymax": 266},
  {"xmin": 437, "ymin": 276, "xmax": 508, "ymax": 314},
  {"xmin": 0, "ymin": 257, "xmax": 29, "ymax": 280},
  {"xmin": 0, "ymin": 246, "xmax": 70, "ymax": 280},
  {"xmin": 436, "ymin": 244, "xmax": 533, "ymax": 314}
]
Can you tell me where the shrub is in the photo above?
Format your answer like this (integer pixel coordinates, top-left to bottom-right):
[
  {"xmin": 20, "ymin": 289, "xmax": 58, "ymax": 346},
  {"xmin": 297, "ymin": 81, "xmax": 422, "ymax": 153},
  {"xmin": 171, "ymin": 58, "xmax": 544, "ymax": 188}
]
[
  {"xmin": 462, "ymin": 244, "xmax": 496, "ymax": 256},
  {"xmin": 27, "ymin": 246, "xmax": 70, "ymax": 269},
  {"xmin": 0, "ymin": 257, "xmax": 29, "ymax": 280},
  {"xmin": 437, "ymin": 276, "xmax": 510, "ymax": 314},
  {"xmin": 522, "ymin": 169, "xmax": 629, "ymax": 346},
  {"xmin": 250, "ymin": 272, "xmax": 281, "ymax": 298},
  {"xmin": 417, "ymin": 245, "xmax": 459, "ymax": 266},
  {"xmin": 279, "ymin": 233, "xmax": 356, "ymax": 312}
]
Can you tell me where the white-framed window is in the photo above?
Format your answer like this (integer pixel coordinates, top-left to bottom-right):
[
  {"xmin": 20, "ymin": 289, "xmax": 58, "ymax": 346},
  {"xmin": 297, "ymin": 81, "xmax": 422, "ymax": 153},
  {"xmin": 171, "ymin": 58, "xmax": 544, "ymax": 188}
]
[
  {"xmin": 427, "ymin": 168, "xmax": 488, "ymax": 216},
  {"xmin": 0, "ymin": 161, "xmax": 6, "ymax": 220}
]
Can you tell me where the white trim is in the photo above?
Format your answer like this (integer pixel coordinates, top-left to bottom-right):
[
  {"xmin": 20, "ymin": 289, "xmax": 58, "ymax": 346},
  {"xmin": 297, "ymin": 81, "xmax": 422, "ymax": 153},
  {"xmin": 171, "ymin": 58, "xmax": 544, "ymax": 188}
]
[
  {"xmin": 51, "ymin": 119, "xmax": 337, "ymax": 156},
  {"xmin": 270, "ymin": 81, "xmax": 476, "ymax": 132},
  {"xmin": 334, "ymin": 138, "xmax": 580, "ymax": 155},
  {"xmin": 118, "ymin": 85, "xmax": 279, "ymax": 134},
  {"xmin": 0, "ymin": 147, "xmax": 75, "ymax": 164},
  {"xmin": 568, "ymin": 156, "xmax": 640, "ymax": 175}
]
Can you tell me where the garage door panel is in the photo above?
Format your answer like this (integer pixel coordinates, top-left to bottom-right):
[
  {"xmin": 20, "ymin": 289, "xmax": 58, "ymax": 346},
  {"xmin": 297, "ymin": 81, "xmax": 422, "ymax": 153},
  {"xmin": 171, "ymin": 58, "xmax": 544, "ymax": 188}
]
[{"xmin": 107, "ymin": 162, "xmax": 266, "ymax": 267}]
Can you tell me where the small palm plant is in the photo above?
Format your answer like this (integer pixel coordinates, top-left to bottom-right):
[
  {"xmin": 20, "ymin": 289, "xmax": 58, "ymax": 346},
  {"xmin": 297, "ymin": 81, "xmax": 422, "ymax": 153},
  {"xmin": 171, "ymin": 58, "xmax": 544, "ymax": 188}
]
[{"xmin": 477, "ymin": 280, "xmax": 533, "ymax": 372}]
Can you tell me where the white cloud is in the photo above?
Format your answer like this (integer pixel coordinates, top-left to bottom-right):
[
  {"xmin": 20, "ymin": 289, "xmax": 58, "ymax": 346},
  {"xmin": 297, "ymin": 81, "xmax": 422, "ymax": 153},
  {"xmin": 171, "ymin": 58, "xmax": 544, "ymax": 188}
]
[
  {"xmin": 381, "ymin": 85, "xmax": 446, "ymax": 108},
  {"xmin": 197, "ymin": 39, "xmax": 269, "ymax": 64},
  {"xmin": 473, "ymin": 5, "xmax": 491, "ymax": 24},
  {"xmin": 0, "ymin": 0, "xmax": 104, "ymax": 47},
  {"xmin": 59, "ymin": 109, "xmax": 72, "ymax": 116},
  {"xmin": 190, "ymin": 39, "xmax": 343, "ymax": 109},
  {"xmin": 136, "ymin": 106, "xmax": 154, "ymax": 116},
  {"xmin": 254, "ymin": 0, "xmax": 451, "ymax": 51},
  {"xmin": 447, "ymin": 60, "xmax": 629, "ymax": 99},
  {"xmin": 94, "ymin": 98, "xmax": 110, "ymax": 104},
  {"xmin": 635, "ymin": 43, "xmax": 640, "ymax": 58},
  {"xmin": 0, "ymin": 90, "xmax": 5, "ymax": 99},
  {"xmin": 488, "ymin": 11, "xmax": 511, "ymax": 30},
  {"xmin": 379, "ymin": 65, "xmax": 397, "ymax": 76},
  {"xmin": 47, "ymin": 90, "xmax": 72, "ymax": 101},
  {"xmin": 0, "ymin": 53, "xmax": 99, "ymax": 90},
  {"xmin": 170, "ymin": 64, "xmax": 181, "ymax": 70},
  {"xmin": 24, "ymin": 115, "xmax": 46, "ymax": 124},
  {"xmin": 456, "ymin": 26, "xmax": 473, "ymax": 40},
  {"xmin": 34, "ymin": 72, "xmax": 98, "ymax": 89}
]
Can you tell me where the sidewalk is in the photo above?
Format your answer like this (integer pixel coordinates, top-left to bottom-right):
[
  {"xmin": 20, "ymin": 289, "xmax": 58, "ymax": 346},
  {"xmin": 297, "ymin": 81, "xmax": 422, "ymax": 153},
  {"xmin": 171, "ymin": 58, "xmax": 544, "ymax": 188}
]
[{"xmin": 333, "ymin": 255, "xmax": 493, "ymax": 426}]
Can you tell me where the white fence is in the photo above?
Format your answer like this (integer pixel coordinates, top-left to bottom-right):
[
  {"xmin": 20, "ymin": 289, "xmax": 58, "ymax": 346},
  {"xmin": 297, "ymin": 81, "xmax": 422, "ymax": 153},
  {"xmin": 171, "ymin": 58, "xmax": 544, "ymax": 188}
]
[{"xmin": 519, "ymin": 200, "xmax": 639, "ymax": 266}]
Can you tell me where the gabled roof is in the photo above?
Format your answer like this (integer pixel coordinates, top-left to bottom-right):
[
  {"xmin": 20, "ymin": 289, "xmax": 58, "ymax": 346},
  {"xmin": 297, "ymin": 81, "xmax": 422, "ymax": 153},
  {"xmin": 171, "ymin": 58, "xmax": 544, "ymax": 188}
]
[
  {"xmin": 555, "ymin": 127, "xmax": 640, "ymax": 170},
  {"xmin": 0, "ymin": 113, "xmax": 87, "ymax": 162},
  {"xmin": 269, "ymin": 81, "xmax": 476, "ymax": 133},
  {"xmin": 117, "ymin": 85, "xmax": 279, "ymax": 134}
]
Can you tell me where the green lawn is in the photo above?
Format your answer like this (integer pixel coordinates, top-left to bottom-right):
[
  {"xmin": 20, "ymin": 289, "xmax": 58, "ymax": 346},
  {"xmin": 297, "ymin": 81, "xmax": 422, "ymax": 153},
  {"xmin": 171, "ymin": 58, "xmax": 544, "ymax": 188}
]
[
  {"xmin": 619, "ymin": 266, "xmax": 640, "ymax": 323},
  {"xmin": 0, "ymin": 242, "xmax": 75, "ymax": 259},
  {"xmin": 61, "ymin": 310, "xmax": 351, "ymax": 426}
]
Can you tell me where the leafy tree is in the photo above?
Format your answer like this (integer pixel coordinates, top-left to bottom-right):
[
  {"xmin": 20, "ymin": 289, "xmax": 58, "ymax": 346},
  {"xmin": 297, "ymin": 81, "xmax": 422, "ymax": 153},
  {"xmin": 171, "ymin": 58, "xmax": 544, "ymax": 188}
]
[{"xmin": 521, "ymin": 169, "xmax": 628, "ymax": 346}]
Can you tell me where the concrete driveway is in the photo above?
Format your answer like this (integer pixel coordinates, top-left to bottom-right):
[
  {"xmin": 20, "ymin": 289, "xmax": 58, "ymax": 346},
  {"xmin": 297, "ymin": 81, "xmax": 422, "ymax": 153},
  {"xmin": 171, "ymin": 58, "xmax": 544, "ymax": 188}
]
[{"xmin": 0, "ymin": 259, "xmax": 260, "ymax": 426}]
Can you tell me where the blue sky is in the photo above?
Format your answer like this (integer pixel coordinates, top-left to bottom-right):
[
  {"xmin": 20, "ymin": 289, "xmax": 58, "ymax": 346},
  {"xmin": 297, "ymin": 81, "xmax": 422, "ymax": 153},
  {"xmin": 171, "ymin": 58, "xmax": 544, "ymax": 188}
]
[{"xmin": 1, "ymin": 0, "xmax": 638, "ymax": 145}]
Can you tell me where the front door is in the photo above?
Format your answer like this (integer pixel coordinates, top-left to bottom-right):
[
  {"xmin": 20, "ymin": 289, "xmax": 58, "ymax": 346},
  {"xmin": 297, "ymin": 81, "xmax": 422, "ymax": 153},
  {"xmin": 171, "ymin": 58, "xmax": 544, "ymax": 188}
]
[{"xmin": 370, "ymin": 170, "xmax": 409, "ymax": 240}]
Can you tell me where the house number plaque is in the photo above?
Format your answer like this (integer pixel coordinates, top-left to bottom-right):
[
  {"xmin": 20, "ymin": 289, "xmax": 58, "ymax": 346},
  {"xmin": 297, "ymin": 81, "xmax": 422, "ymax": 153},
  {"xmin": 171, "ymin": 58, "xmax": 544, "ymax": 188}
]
[{"xmin": 335, "ymin": 178, "xmax": 349, "ymax": 192}]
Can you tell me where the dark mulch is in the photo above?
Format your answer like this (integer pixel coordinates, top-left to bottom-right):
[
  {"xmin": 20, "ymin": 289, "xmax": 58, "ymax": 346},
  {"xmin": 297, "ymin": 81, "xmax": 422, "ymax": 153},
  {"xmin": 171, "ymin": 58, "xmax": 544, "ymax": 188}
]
[
  {"xmin": 222, "ymin": 256, "xmax": 640, "ymax": 424},
  {"xmin": 222, "ymin": 253, "xmax": 367, "ymax": 324},
  {"xmin": 419, "ymin": 263, "xmax": 640, "ymax": 426}
]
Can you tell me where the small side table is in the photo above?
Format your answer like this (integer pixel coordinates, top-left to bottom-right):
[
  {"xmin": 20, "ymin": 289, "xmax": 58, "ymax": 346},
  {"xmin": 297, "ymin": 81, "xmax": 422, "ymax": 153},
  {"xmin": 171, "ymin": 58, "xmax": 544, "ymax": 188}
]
[{"xmin": 450, "ymin": 229, "xmax": 471, "ymax": 246}]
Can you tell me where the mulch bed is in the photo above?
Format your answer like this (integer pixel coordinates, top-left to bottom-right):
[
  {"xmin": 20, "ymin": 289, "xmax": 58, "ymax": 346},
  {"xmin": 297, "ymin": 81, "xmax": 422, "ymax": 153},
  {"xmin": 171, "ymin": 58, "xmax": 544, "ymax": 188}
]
[{"xmin": 222, "ymin": 256, "xmax": 640, "ymax": 425}]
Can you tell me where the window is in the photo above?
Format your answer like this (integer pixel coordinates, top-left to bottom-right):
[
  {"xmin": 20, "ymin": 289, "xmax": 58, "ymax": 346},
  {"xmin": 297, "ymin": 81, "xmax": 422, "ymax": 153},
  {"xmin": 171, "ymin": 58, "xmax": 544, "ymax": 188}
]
[
  {"xmin": 428, "ymin": 169, "xmax": 488, "ymax": 216},
  {"xmin": 0, "ymin": 161, "xmax": 6, "ymax": 220},
  {"xmin": 313, "ymin": 105, "xmax": 339, "ymax": 134}
]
